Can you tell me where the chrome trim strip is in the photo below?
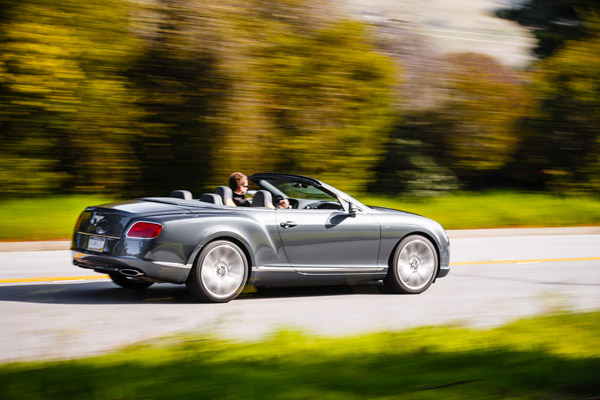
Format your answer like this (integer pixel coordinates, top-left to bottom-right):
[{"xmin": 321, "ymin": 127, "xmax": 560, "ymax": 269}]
[
  {"xmin": 77, "ymin": 232, "xmax": 121, "ymax": 240},
  {"xmin": 152, "ymin": 261, "xmax": 192, "ymax": 269},
  {"xmin": 295, "ymin": 266, "xmax": 384, "ymax": 273},
  {"xmin": 253, "ymin": 266, "xmax": 294, "ymax": 272},
  {"xmin": 254, "ymin": 265, "xmax": 384, "ymax": 273},
  {"xmin": 298, "ymin": 272, "xmax": 385, "ymax": 276}
]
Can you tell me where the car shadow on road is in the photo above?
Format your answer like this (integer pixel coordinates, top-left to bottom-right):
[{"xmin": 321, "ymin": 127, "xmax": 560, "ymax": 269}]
[{"xmin": 0, "ymin": 281, "xmax": 392, "ymax": 305}]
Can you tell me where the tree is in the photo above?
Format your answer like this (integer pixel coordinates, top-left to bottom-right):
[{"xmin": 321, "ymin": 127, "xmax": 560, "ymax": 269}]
[
  {"xmin": 421, "ymin": 53, "xmax": 531, "ymax": 187},
  {"xmin": 0, "ymin": 0, "xmax": 142, "ymax": 196},
  {"xmin": 497, "ymin": 0, "xmax": 599, "ymax": 59},
  {"xmin": 516, "ymin": 15, "xmax": 600, "ymax": 194},
  {"xmin": 213, "ymin": 6, "xmax": 397, "ymax": 194},
  {"xmin": 126, "ymin": 0, "xmax": 230, "ymax": 196}
]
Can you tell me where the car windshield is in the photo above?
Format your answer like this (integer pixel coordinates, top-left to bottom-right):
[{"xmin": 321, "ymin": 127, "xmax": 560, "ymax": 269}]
[{"xmin": 260, "ymin": 178, "xmax": 337, "ymax": 201}]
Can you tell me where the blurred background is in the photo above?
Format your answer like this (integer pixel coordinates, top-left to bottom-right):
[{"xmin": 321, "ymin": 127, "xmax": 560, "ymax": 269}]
[{"xmin": 0, "ymin": 0, "xmax": 598, "ymax": 200}]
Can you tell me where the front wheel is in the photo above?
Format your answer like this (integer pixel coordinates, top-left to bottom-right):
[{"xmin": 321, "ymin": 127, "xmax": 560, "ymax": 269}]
[
  {"xmin": 384, "ymin": 235, "xmax": 438, "ymax": 294},
  {"xmin": 186, "ymin": 240, "xmax": 249, "ymax": 303}
]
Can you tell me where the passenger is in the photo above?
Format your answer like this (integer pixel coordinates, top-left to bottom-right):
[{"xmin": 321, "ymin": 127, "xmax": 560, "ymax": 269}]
[{"xmin": 228, "ymin": 172, "xmax": 290, "ymax": 208}]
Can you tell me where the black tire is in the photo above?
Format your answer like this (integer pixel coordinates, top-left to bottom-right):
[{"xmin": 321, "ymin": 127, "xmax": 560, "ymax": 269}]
[
  {"xmin": 186, "ymin": 240, "xmax": 249, "ymax": 303},
  {"xmin": 108, "ymin": 272, "xmax": 154, "ymax": 289},
  {"xmin": 384, "ymin": 235, "xmax": 438, "ymax": 294}
]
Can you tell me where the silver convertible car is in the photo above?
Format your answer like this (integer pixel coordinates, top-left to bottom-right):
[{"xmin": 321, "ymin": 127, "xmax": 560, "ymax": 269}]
[{"xmin": 72, "ymin": 173, "xmax": 450, "ymax": 302}]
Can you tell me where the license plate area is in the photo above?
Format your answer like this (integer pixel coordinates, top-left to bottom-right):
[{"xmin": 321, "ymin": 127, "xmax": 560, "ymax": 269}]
[{"xmin": 87, "ymin": 236, "xmax": 106, "ymax": 252}]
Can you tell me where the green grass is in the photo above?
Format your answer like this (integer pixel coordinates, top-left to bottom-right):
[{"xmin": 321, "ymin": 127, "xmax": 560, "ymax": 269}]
[
  {"xmin": 0, "ymin": 192, "xmax": 599, "ymax": 241},
  {"xmin": 0, "ymin": 196, "xmax": 114, "ymax": 241},
  {"xmin": 361, "ymin": 191, "xmax": 600, "ymax": 229},
  {"xmin": 1, "ymin": 311, "xmax": 599, "ymax": 399}
]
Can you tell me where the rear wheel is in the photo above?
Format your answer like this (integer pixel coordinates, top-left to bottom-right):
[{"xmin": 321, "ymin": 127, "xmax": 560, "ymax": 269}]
[
  {"xmin": 108, "ymin": 272, "xmax": 154, "ymax": 289},
  {"xmin": 186, "ymin": 240, "xmax": 249, "ymax": 303},
  {"xmin": 384, "ymin": 235, "xmax": 438, "ymax": 294}
]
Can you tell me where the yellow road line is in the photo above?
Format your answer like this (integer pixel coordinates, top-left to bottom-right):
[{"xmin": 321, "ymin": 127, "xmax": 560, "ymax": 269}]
[
  {"xmin": 450, "ymin": 257, "xmax": 600, "ymax": 266},
  {"xmin": 1, "ymin": 257, "xmax": 599, "ymax": 284},
  {"xmin": 0, "ymin": 275, "xmax": 109, "ymax": 283}
]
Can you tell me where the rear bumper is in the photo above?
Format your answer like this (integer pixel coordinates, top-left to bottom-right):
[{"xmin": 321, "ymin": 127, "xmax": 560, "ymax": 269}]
[{"xmin": 71, "ymin": 251, "xmax": 191, "ymax": 284}]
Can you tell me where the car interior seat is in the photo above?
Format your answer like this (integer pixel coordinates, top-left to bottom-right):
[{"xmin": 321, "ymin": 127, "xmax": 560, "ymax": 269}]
[
  {"xmin": 199, "ymin": 193, "xmax": 223, "ymax": 205},
  {"xmin": 170, "ymin": 190, "xmax": 193, "ymax": 200},
  {"xmin": 251, "ymin": 190, "xmax": 275, "ymax": 209},
  {"xmin": 214, "ymin": 186, "xmax": 236, "ymax": 207}
]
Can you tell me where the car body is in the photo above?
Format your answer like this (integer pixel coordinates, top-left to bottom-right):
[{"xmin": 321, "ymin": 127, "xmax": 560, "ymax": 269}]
[{"xmin": 72, "ymin": 173, "xmax": 450, "ymax": 302}]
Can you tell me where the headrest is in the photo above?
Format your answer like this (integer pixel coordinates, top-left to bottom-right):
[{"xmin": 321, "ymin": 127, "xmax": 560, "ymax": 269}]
[
  {"xmin": 170, "ymin": 190, "xmax": 192, "ymax": 200},
  {"xmin": 214, "ymin": 186, "xmax": 236, "ymax": 207},
  {"xmin": 251, "ymin": 190, "xmax": 275, "ymax": 209},
  {"xmin": 199, "ymin": 193, "xmax": 223, "ymax": 205}
]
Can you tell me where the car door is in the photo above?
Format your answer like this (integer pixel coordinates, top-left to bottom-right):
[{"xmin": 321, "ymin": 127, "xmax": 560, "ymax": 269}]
[{"xmin": 275, "ymin": 208, "xmax": 381, "ymax": 274}]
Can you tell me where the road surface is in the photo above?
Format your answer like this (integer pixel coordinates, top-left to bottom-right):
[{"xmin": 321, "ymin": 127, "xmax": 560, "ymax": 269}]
[{"xmin": 1, "ymin": 228, "xmax": 599, "ymax": 362}]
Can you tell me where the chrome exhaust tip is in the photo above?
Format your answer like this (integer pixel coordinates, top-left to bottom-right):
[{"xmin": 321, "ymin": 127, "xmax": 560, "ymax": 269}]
[{"xmin": 120, "ymin": 269, "xmax": 144, "ymax": 277}]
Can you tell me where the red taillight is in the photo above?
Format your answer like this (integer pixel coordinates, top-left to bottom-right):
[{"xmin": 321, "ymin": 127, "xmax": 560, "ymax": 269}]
[{"xmin": 126, "ymin": 222, "xmax": 163, "ymax": 239}]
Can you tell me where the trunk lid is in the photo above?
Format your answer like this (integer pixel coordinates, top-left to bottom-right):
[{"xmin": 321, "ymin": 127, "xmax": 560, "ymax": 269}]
[{"xmin": 75, "ymin": 199, "xmax": 192, "ymax": 238}]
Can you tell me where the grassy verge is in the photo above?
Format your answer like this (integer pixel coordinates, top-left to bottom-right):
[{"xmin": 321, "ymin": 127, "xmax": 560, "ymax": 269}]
[
  {"xmin": 0, "ymin": 192, "xmax": 599, "ymax": 241},
  {"xmin": 0, "ymin": 196, "xmax": 114, "ymax": 241},
  {"xmin": 362, "ymin": 191, "xmax": 600, "ymax": 229},
  {"xmin": 1, "ymin": 311, "xmax": 599, "ymax": 399}
]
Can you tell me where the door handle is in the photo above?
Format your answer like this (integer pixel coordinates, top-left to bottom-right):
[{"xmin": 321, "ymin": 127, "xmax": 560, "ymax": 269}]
[{"xmin": 280, "ymin": 221, "xmax": 297, "ymax": 229}]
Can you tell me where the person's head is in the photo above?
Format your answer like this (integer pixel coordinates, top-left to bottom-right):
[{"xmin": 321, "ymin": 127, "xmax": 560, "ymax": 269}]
[{"xmin": 229, "ymin": 172, "xmax": 248, "ymax": 194}]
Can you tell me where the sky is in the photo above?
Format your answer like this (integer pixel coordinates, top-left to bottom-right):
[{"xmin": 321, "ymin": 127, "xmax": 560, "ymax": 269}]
[{"xmin": 342, "ymin": 0, "xmax": 535, "ymax": 67}]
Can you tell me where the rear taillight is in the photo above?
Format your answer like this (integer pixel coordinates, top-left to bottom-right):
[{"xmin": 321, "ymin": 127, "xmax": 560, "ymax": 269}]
[{"xmin": 126, "ymin": 222, "xmax": 163, "ymax": 239}]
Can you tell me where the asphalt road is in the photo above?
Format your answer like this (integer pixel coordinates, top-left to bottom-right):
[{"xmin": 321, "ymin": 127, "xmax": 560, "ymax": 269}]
[{"xmin": 1, "ymin": 230, "xmax": 599, "ymax": 362}]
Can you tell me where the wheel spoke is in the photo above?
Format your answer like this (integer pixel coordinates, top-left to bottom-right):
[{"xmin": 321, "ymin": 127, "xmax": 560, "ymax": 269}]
[
  {"xmin": 200, "ymin": 244, "xmax": 246, "ymax": 299},
  {"xmin": 396, "ymin": 238, "xmax": 436, "ymax": 291}
]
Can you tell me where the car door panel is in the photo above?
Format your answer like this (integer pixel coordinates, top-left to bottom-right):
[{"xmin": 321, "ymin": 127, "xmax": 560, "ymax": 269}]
[{"xmin": 275, "ymin": 209, "xmax": 381, "ymax": 273}]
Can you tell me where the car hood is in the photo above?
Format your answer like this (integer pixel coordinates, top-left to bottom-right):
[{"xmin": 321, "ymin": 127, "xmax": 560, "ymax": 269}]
[{"xmin": 368, "ymin": 205, "xmax": 422, "ymax": 217}]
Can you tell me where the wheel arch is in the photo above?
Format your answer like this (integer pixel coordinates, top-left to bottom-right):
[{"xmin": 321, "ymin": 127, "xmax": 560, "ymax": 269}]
[
  {"xmin": 387, "ymin": 231, "xmax": 441, "ymax": 281},
  {"xmin": 190, "ymin": 235, "xmax": 254, "ymax": 282}
]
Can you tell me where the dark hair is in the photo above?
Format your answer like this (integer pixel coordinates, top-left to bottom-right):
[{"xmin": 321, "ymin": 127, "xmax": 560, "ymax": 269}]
[{"xmin": 229, "ymin": 172, "xmax": 247, "ymax": 191}]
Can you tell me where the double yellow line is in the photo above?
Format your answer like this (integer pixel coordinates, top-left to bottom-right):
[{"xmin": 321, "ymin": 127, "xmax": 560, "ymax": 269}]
[{"xmin": 0, "ymin": 256, "xmax": 598, "ymax": 284}]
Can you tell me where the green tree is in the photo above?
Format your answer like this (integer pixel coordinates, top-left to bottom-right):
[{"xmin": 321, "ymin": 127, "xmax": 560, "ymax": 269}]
[
  {"xmin": 127, "ymin": 0, "xmax": 230, "ymax": 196},
  {"xmin": 213, "ymin": 6, "xmax": 397, "ymax": 194},
  {"xmin": 371, "ymin": 53, "xmax": 531, "ymax": 194},
  {"xmin": 516, "ymin": 15, "xmax": 600, "ymax": 194},
  {"xmin": 0, "ymin": 0, "xmax": 142, "ymax": 196}
]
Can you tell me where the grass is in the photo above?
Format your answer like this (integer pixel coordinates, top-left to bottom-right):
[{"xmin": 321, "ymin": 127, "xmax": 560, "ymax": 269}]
[
  {"xmin": 362, "ymin": 191, "xmax": 600, "ymax": 229},
  {"xmin": 0, "ymin": 192, "xmax": 599, "ymax": 241},
  {"xmin": 0, "ymin": 196, "xmax": 114, "ymax": 241},
  {"xmin": 1, "ymin": 311, "xmax": 599, "ymax": 399}
]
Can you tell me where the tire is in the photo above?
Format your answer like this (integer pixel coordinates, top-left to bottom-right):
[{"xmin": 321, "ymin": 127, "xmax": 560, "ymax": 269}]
[
  {"xmin": 384, "ymin": 235, "xmax": 438, "ymax": 294},
  {"xmin": 108, "ymin": 272, "xmax": 154, "ymax": 289},
  {"xmin": 186, "ymin": 240, "xmax": 249, "ymax": 303}
]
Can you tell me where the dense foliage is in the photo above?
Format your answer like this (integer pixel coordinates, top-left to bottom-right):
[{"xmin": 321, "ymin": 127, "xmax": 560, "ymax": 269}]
[
  {"xmin": 0, "ymin": 0, "xmax": 599, "ymax": 197},
  {"xmin": 0, "ymin": 0, "xmax": 395, "ymax": 197}
]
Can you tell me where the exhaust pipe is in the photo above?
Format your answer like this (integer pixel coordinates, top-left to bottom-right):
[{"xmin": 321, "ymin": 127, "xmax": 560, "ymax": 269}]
[{"xmin": 120, "ymin": 269, "xmax": 144, "ymax": 277}]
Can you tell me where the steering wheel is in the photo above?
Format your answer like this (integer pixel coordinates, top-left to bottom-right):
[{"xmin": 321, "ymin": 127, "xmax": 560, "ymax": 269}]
[{"xmin": 273, "ymin": 195, "xmax": 292, "ymax": 209}]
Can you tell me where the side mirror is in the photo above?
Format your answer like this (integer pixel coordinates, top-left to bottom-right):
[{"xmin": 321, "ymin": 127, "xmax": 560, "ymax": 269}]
[{"xmin": 348, "ymin": 202, "xmax": 358, "ymax": 218}]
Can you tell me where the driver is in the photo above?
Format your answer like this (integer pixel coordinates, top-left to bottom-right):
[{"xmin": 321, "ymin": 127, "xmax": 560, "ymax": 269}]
[{"xmin": 229, "ymin": 172, "xmax": 290, "ymax": 208}]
